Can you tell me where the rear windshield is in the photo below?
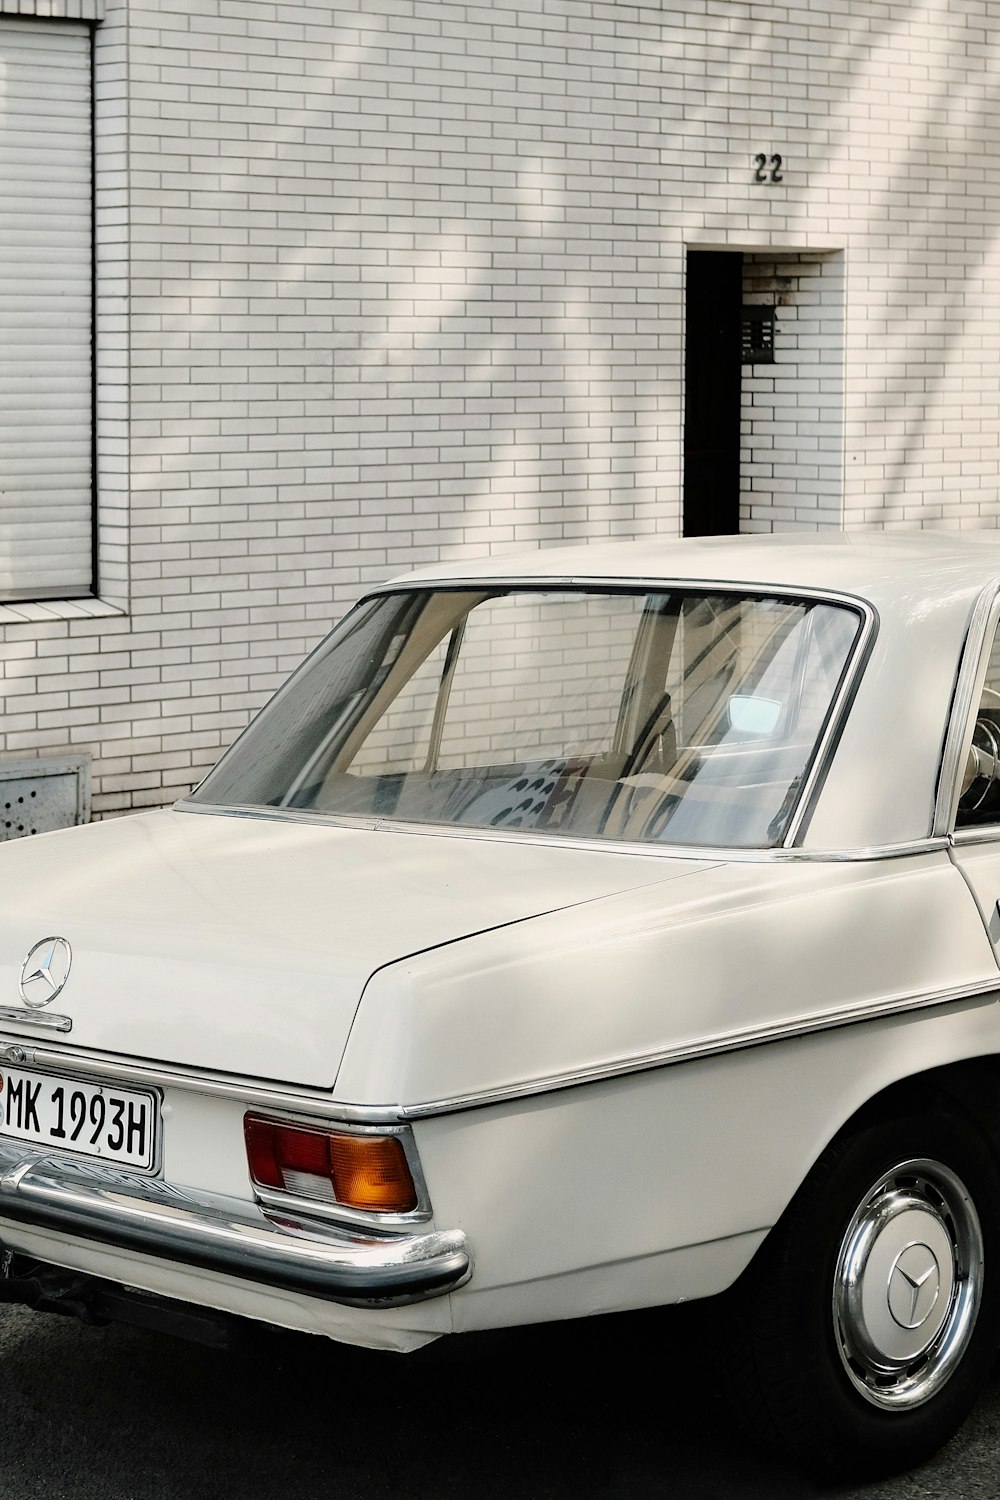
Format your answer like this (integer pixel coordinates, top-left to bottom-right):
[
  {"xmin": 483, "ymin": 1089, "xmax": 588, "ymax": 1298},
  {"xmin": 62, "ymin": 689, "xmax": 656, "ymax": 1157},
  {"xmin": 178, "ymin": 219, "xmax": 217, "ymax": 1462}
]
[{"xmin": 189, "ymin": 587, "xmax": 861, "ymax": 848}]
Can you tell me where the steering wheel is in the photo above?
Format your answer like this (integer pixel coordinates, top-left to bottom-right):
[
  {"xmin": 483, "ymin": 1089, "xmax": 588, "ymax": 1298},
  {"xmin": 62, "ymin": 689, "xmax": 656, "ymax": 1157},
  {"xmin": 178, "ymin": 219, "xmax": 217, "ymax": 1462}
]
[{"xmin": 961, "ymin": 714, "xmax": 1000, "ymax": 813}]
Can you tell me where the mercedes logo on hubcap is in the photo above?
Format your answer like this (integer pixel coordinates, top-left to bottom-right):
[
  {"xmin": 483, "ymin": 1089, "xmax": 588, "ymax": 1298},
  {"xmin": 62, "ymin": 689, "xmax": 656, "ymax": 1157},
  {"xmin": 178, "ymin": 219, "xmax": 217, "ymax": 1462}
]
[
  {"xmin": 18, "ymin": 937, "xmax": 73, "ymax": 1008},
  {"xmin": 888, "ymin": 1242, "xmax": 942, "ymax": 1330}
]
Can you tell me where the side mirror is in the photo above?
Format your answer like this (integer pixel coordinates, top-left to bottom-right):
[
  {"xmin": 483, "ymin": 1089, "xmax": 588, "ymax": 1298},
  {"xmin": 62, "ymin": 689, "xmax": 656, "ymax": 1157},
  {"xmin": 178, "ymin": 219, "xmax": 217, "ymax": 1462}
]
[{"xmin": 727, "ymin": 695, "xmax": 781, "ymax": 736}]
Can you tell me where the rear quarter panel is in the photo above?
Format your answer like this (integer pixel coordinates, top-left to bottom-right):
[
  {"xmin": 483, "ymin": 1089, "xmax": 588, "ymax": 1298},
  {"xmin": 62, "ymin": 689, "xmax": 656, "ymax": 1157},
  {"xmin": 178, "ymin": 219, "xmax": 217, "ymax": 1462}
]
[{"xmin": 338, "ymin": 852, "xmax": 1000, "ymax": 1330}]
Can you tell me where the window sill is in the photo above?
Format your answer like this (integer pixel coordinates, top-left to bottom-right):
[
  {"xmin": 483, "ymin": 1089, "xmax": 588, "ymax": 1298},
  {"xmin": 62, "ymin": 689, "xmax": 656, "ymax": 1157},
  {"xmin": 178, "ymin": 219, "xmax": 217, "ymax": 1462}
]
[{"xmin": 0, "ymin": 597, "xmax": 126, "ymax": 627}]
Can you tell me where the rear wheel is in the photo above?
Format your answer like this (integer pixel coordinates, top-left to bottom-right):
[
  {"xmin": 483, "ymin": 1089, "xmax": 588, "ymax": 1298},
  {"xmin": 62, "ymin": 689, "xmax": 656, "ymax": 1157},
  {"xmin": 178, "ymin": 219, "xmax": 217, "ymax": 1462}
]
[{"xmin": 730, "ymin": 1111, "xmax": 1000, "ymax": 1477}]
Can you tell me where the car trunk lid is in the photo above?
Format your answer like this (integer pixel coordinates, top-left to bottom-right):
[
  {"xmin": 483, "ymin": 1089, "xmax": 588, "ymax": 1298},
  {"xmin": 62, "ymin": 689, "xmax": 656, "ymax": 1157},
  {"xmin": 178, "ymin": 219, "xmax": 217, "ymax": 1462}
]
[{"xmin": 0, "ymin": 809, "xmax": 713, "ymax": 1088}]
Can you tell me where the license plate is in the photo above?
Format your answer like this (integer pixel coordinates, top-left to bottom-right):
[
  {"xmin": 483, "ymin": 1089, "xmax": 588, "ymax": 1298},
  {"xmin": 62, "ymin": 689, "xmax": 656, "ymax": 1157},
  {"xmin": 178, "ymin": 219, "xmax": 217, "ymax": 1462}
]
[{"xmin": 0, "ymin": 1067, "xmax": 158, "ymax": 1171}]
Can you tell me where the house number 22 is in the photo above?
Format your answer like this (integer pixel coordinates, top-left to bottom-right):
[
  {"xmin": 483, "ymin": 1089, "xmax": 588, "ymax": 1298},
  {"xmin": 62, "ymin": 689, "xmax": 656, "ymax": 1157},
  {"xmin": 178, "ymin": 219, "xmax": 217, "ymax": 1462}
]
[{"xmin": 753, "ymin": 153, "xmax": 784, "ymax": 184}]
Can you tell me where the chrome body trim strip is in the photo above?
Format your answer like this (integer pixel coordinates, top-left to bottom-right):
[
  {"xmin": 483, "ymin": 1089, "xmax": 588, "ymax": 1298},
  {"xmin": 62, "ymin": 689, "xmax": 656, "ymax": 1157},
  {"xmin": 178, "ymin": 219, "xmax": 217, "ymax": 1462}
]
[
  {"xmin": 391, "ymin": 979, "xmax": 1000, "ymax": 1120},
  {"xmin": 250, "ymin": 1182, "xmax": 432, "ymax": 1232},
  {"xmin": 935, "ymin": 584, "xmax": 1000, "ymax": 836},
  {"xmin": 0, "ymin": 1142, "xmax": 471, "ymax": 1307},
  {"xmin": 0, "ymin": 1041, "xmax": 394, "ymax": 1124},
  {"xmin": 0, "ymin": 1007, "xmax": 72, "ymax": 1034},
  {"xmin": 174, "ymin": 801, "xmax": 949, "ymax": 867},
  {"xmin": 951, "ymin": 828, "xmax": 1000, "ymax": 849},
  {"xmin": 3, "ymin": 962, "xmax": 987, "ymax": 1129}
]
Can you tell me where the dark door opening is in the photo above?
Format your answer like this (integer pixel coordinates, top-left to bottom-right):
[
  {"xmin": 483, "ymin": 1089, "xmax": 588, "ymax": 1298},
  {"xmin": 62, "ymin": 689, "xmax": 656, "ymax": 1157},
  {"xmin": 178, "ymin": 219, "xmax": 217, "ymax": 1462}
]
[{"xmin": 683, "ymin": 250, "xmax": 743, "ymax": 537}]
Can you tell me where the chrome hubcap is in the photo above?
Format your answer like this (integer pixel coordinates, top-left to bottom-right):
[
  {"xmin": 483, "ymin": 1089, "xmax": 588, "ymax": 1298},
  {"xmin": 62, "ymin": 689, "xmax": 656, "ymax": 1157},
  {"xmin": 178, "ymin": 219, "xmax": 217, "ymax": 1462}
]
[{"xmin": 833, "ymin": 1158, "xmax": 983, "ymax": 1410}]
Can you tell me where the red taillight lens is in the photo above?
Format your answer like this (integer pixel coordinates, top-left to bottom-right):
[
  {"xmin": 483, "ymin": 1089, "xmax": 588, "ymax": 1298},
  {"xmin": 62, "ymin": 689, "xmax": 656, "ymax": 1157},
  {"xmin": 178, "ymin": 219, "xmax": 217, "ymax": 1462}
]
[
  {"xmin": 244, "ymin": 1115, "xmax": 418, "ymax": 1215},
  {"xmin": 244, "ymin": 1117, "xmax": 330, "ymax": 1192}
]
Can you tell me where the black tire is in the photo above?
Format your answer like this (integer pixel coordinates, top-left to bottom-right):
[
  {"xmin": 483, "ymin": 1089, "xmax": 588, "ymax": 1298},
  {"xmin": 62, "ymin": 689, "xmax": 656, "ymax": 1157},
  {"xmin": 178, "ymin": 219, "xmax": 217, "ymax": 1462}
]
[{"xmin": 727, "ymin": 1107, "xmax": 1000, "ymax": 1479}]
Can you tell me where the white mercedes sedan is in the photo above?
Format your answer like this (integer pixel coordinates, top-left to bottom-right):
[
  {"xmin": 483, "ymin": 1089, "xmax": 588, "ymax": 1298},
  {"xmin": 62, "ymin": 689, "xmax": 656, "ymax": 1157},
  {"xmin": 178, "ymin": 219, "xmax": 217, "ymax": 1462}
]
[{"xmin": 5, "ymin": 530, "xmax": 1000, "ymax": 1478}]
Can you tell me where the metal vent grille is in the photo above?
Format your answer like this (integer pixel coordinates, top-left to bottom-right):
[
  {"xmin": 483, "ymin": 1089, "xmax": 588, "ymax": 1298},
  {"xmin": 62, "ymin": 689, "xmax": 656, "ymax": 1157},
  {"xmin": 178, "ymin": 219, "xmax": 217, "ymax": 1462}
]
[
  {"xmin": 741, "ymin": 305, "xmax": 776, "ymax": 364},
  {"xmin": 0, "ymin": 756, "xmax": 91, "ymax": 841}
]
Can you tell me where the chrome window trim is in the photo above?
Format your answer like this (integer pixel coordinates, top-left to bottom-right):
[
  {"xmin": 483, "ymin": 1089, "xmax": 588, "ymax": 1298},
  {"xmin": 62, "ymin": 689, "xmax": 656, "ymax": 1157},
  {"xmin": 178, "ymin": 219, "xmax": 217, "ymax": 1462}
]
[
  {"xmin": 935, "ymin": 582, "xmax": 1000, "ymax": 837},
  {"xmin": 359, "ymin": 574, "xmax": 874, "ymax": 605},
  {"xmin": 4, "ymin": 972, "xmax": 993, "ymax": 1128},
  {"xmin": 182, "ymin": 577, "xmax": 876, "ymax": 856},
  {"xmin": 783, "ymin": 595, "xmax": 878, "ymax": 847},
  {"xmin": 174, "ymin": 800, "xmax": 949, "ymax": 865}
]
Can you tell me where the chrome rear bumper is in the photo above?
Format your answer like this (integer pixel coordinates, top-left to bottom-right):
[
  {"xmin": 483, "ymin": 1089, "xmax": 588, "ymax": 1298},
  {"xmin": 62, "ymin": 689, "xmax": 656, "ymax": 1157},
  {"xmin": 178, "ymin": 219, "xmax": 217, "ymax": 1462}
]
[{"xmin": 0, "ymin": 1143, "xmax": 471, "ymax": 1308}]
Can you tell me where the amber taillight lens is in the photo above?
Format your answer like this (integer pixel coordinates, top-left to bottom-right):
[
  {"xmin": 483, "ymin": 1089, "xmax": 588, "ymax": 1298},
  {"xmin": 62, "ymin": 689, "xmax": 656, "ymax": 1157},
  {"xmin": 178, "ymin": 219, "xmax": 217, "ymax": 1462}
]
[{"xmin": 244, "ymin": 1115, "xmax": 418, "ymax": 1214}]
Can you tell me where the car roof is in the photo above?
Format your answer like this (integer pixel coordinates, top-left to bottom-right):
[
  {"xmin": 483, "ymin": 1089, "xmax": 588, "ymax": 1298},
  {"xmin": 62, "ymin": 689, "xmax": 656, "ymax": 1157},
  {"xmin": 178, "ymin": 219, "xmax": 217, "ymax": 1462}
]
[{"xmin": 387, "ymin": 530, "xmax": 1000, "ymax": 609}]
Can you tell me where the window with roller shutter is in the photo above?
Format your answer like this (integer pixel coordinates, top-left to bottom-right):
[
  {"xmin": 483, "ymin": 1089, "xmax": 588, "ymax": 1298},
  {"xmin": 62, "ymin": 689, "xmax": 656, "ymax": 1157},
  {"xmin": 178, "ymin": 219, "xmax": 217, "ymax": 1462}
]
[{"xmin": 0, "ymin": 17, "xmax": 93, "ymax": 603}]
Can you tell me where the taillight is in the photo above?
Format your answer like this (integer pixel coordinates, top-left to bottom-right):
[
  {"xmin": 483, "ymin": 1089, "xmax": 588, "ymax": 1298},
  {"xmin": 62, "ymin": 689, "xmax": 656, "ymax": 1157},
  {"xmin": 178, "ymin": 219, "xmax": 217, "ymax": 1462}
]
[{"xmin": 244, "ymin": 1115, "xmax": 418, "ymax": 1214}]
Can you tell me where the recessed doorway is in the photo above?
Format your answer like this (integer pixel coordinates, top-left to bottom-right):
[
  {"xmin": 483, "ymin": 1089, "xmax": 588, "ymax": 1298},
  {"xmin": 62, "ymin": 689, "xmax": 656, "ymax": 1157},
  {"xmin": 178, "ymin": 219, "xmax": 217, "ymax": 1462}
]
[{"xmin": 682, "ymin": 250, "xmax": 743, "ymax": 538}]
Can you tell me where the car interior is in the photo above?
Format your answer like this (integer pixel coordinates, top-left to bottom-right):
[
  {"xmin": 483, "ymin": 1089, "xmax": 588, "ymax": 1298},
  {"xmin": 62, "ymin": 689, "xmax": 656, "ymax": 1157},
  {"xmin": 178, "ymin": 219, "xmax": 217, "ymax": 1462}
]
[{"xmin": 263, "ymin": 587, "xmax": 860, "ymax": 849}]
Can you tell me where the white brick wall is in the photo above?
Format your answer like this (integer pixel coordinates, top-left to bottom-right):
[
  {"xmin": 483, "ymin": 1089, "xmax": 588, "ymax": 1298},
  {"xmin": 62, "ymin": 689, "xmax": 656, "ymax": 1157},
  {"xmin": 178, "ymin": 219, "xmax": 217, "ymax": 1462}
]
[
  {"xmin": 741, "ymin": 252, "xmax": 846, "ymax": 533},
  {"xmin": 2, "ymin": 1, "xmax": 1000, "ymax": 814}
]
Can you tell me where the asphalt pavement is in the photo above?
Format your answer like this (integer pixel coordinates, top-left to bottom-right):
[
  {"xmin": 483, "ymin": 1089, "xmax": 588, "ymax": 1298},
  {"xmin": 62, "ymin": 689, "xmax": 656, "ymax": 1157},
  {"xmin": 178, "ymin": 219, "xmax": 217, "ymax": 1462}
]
[{"xmin": 0, "ymin": 1299, "xmax": 998, "ymax": 1498}]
